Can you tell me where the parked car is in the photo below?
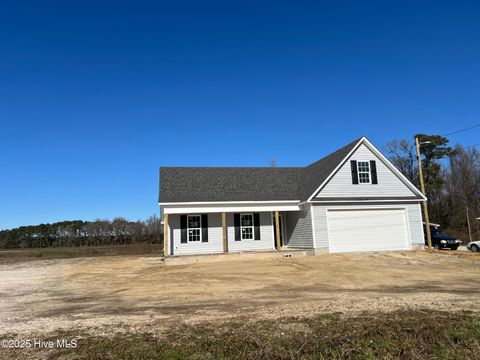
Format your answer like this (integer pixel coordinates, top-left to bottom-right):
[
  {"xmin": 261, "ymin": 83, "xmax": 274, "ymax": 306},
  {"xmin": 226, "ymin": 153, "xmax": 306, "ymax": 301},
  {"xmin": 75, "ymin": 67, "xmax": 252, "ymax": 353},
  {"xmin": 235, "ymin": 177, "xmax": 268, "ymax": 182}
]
[
  {"xmin": 423, "ymin": 223, "xmax": 462, "ymax": 250},
  {"xmin": 467, "ymin": 241, "xmax": 480, "ymax": 252}
]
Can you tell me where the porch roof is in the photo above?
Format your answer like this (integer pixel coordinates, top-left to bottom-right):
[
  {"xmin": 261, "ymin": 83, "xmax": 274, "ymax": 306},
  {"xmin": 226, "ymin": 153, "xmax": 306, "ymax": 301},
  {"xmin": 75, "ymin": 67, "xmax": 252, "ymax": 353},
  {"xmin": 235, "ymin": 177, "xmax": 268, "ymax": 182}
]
[{"xmin": 162, "ymin": 201, "xmax": 301, "ymax": 215}]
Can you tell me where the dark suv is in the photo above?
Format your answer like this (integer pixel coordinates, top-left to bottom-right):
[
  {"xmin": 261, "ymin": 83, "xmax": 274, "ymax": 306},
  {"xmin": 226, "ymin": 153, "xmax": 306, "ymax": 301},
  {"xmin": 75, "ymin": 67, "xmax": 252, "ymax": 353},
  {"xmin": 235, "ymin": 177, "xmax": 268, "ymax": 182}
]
[{"xmin": 423, "ymin": 224, "xmax": 462, "ymax": 250}]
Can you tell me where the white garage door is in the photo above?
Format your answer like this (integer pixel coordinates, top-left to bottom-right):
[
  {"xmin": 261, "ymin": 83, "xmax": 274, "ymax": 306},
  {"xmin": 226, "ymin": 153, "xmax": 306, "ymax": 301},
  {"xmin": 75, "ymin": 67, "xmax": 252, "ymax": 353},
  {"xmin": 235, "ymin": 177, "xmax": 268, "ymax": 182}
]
[{"xmin": 327, "ymin": 208, "xmax": 410, "ymax": 253}]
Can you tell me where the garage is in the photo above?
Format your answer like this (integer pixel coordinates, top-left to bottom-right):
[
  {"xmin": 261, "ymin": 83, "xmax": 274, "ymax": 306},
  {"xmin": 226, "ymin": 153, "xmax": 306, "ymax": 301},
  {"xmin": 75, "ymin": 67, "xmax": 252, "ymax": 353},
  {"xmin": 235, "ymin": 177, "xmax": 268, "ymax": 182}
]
[{"xmin": 327, "ymin": 208, "xmax": 410, "ymax": 253}]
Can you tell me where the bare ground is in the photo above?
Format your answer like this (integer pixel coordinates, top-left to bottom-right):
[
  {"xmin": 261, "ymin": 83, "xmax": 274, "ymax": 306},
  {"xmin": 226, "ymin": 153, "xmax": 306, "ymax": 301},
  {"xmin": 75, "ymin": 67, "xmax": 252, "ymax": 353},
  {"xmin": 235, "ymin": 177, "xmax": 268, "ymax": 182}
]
[{"xmin": 0, "ymin": 251, "xmax": 479, "ymax": 336}]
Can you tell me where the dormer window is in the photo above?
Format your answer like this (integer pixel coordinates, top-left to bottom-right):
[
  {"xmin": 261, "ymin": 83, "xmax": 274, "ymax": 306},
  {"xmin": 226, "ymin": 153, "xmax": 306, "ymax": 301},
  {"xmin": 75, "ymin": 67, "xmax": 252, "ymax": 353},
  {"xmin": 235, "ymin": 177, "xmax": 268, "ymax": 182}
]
[{"xmin": 357, "ymin": 161, "xmax": 371, "ymax": 184}]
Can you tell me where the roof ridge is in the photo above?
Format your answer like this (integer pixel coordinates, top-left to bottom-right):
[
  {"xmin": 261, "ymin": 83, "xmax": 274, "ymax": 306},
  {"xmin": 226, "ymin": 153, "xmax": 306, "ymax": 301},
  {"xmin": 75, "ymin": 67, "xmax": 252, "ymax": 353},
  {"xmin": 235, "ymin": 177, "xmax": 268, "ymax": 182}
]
[
  {"xmin": 160, "ymin": 138, "xmax": 365, "ymax": 171},
  {"xmin": 306, "ymin": 137, "xmax": 363, "ymax": 168},
  {"xmin": 296, "ymin": 137, "xmax": 363, "ymax": 201},
  {"xmin": 160, "ymin": 166, "xmax": 303, "ymax": 169},
  {"xmin": 159, "ymin": 137, "xmax": 364, "ymax": 203}
]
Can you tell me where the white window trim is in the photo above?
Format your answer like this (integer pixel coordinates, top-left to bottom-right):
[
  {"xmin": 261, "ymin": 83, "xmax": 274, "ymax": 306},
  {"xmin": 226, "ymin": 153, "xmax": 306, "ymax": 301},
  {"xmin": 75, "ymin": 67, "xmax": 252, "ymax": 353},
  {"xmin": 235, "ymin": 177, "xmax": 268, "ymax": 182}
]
[
  {"xmin": 187, "ymin": 214, "xmax": 202, "ymax": 243},
  {"xmin": 240, "ymin": 213, "xmax": 254, "ymax": 240},
  {"xmin": 357, "ymin": 161, "xmax": 371, "ymax": 184}
]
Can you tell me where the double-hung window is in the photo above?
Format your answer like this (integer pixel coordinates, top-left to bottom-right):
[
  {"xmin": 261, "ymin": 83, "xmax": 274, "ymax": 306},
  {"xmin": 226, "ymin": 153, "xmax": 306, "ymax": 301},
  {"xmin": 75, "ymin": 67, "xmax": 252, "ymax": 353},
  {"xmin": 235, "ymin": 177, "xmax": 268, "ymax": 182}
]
[
  {"xmin": 240, "ymin": 214, "xmax": 254, "ymax": 240},
  {"xmin": 357, "ymin": 161, "xmax": 371, "ymax": 184},
  {"xmin": 187, "ymin": 215, "xmax": 202, "ymax": 242}
]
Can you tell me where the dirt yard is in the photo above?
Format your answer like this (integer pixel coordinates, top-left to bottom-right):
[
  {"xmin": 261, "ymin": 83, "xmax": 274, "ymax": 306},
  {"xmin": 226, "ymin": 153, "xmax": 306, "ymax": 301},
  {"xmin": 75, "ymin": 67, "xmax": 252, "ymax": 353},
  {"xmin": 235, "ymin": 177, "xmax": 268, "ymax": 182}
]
[{"xmin": 0, "ymin": 251, "xmax": 479, "ymax": 336}]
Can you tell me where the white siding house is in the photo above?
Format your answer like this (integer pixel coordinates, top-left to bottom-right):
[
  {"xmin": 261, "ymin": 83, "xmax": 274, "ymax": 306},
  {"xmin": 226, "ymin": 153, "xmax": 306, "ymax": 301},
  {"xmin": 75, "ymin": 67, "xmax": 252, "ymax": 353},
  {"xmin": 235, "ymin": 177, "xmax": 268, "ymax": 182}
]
[{"xmin": 159, "ymin": 137, "xmax": 427, "ymax": 257}]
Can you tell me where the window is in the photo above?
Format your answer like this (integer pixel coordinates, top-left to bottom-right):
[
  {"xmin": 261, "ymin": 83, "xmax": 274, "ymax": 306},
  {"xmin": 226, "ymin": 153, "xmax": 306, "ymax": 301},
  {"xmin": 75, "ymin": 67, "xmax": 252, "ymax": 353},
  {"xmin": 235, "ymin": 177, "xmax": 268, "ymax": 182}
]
[
  {"xmin": 187, "ymin": 215, "xmax": 201, "ymax": 242},
  {"xmin": 357, "ymin": 161, "xmax": 371, "ymax": 184},
  {"xmin": 240, "ymin": 214, "xmax": 254, "ymax": 240}
]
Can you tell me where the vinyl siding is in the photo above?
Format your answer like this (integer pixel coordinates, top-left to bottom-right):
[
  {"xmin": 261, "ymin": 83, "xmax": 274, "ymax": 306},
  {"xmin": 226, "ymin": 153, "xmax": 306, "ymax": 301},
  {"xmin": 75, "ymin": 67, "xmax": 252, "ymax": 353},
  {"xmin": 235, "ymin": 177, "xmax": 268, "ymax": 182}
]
[
  {"xmin": 409, "ymin": 203, "xmax": 425, "ymax": 246},
  {"xmin": 169, "ymin": 213, "xmax": 223, "ymax": 255},
  {"xmin": 311, "ymin": 202, "xmax": 424, "ymax": 250},
  {"xmin": 285, "ymin": 205, "xmax": 314, "ymax": 248},
  {"xmin": 227, "ymin": 212, "xmax": 275, "ymax": 252},
  {"xmin": 316, "ymin": 144, "xmax": 416, "ymax": 198}
]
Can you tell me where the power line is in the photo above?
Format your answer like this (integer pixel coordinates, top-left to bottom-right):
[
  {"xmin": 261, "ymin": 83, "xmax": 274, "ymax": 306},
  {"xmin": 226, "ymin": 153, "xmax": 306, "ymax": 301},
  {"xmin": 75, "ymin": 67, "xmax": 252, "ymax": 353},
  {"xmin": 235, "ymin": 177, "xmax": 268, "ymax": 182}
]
[{"xmin": 442, "ymin": 123, "xmax": 480, "ymax": 137}]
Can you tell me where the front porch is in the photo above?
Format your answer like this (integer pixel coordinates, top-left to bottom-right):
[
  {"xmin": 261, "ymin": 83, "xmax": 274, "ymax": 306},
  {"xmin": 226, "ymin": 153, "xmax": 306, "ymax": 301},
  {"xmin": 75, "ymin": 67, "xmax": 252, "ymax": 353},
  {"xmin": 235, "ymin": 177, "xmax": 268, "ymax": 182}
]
[{"xmin": 163, "ymin": 208, "xmax": 309, "ymax": 257}]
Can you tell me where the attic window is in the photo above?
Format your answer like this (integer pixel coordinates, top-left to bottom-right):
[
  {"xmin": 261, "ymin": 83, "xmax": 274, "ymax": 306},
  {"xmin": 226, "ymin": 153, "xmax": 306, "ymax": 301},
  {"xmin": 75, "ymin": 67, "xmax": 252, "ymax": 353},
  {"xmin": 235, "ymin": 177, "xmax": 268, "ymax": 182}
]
[{"xmin": 357, "ymin": 161, "xmax": 371, "ymax": 184}]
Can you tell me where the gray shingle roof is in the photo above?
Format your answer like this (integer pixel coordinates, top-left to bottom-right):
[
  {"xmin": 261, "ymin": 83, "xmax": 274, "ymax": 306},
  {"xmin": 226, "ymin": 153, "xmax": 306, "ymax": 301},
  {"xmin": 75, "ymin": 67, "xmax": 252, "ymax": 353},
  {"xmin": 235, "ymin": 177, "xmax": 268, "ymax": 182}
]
[
  {"xmin": 159, "ymin": 138, "xmax": 362, "ymax": 203},
  {"xmin": 297, "ymin": 137, "xmax": 363, "ymax": 201}
]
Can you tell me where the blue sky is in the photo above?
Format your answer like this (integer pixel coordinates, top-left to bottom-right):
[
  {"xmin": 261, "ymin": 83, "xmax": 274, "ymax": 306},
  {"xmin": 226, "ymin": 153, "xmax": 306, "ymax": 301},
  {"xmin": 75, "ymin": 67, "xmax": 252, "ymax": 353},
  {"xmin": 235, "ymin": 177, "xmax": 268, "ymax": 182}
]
[{"xmin": 1, "ymin": 1, "xmax": 480, "ymax": 229}]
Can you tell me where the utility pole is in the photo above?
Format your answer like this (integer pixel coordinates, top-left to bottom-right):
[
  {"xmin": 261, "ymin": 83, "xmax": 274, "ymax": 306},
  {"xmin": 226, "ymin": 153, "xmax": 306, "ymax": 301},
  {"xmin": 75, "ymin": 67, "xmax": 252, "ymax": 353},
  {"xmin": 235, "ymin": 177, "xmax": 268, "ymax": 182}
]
[
  {"xmin": 415, "ymin": 137, "xmax": 432, "ymax": 249},
  {"xmin": 466, "ymin": 207, "xmax": 473, "ymax": 243}
]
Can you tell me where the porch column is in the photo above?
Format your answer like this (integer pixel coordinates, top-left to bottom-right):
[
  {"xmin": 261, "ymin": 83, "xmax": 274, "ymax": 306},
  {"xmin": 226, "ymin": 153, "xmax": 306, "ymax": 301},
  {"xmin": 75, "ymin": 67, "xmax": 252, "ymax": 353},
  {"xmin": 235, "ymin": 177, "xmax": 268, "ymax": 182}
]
[
  {"xmin": 222, "ymin": 212, "xmax": 227, "ymax": 253},
  {"xmin": 163, "ymin": 214, "xmax": 169, "ymax": 256},
  {"xmin": 275, "ymin": 211, "xmax": 281, "ymax": 250}
]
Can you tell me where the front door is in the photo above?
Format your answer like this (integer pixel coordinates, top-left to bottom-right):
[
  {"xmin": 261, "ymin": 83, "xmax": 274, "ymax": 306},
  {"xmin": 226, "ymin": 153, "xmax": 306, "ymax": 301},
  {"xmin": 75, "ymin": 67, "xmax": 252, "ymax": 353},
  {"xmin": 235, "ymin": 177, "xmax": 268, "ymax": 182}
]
[{"xmin": 273, "ymin": 214, "xmax": 284, "ymax": 247}]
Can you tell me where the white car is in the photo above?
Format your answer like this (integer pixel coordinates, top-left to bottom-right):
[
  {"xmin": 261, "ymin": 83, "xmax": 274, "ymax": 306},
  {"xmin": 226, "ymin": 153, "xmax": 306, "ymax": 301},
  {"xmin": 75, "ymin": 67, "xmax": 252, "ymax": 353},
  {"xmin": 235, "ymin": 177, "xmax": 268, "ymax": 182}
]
[{"xmin": 466, "ymin": 241, "xmax": 480, "ymax": 252}]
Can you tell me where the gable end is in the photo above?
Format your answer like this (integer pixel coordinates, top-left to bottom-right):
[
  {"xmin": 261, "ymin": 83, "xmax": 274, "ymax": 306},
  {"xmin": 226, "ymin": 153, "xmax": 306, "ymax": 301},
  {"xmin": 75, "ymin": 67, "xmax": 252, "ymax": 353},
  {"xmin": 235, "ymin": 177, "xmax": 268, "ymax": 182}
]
[{"xmin": 308, "ymin": 137, "xmax": 426, "ymax": 201}]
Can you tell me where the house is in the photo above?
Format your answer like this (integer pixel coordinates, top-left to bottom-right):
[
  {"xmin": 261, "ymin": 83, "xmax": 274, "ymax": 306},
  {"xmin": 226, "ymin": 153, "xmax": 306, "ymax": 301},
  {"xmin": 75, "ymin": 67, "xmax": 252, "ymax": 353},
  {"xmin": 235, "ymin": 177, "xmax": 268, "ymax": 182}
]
[{"xmin": 159, "ymin": 137, "xmax": 426, "ymax": 256}]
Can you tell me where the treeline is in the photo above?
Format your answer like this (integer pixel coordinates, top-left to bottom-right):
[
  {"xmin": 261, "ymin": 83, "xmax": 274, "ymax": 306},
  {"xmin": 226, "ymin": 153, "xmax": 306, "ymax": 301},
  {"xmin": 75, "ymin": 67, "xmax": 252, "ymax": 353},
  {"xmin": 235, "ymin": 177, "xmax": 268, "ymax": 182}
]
[
  {"xmin": 385, "ymin": 134, "xmax": 480, "ymax": 241},
  {"xmin": 0, "ymin": 216, "xmax": 163, "ymax": 249}
]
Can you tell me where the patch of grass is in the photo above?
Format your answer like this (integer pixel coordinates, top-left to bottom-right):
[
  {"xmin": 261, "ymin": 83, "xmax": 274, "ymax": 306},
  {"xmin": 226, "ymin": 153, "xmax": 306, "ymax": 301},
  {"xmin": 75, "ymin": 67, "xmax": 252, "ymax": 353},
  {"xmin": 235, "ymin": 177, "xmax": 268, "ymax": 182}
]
[
  {"xmin": 0, "ymin": 244, "xmax": 161, "ymax": 263},
  {"xmin": 8, "ymin": 310, "xmax": 478, "ymax": 360}
]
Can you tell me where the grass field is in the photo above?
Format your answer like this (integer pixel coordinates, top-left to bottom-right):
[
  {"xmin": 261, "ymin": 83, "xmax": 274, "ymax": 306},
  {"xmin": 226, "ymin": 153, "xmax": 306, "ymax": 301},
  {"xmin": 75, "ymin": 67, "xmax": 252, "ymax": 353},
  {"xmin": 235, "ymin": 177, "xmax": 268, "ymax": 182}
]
[
  {"xmin": 2, "ymin": 310, "xmax": 479, "ymax": 359},
  {"xmin": 0, "ymin": 243, "xmax": 161, "ymax": 262}
]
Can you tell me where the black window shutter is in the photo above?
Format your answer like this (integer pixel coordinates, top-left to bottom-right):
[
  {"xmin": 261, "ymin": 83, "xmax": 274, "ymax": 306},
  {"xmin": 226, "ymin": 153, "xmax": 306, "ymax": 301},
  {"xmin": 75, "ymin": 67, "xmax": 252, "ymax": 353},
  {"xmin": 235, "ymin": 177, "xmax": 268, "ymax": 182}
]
[
  {"xmin": 254, "ymin": 213, "xmax": 261, "ymax": 240},
  {"xmin": 370, "ymin": 160, "xmax": 378, "ymax": 184},
  {"xmin": 180, "ymin": 215, "xmax": 187, "ymax": 243},
  {"xmin": 350, "ymin": 160, "xmax": 359, "ymax": 184},
  {"xmin": 201, "ymin": 214, "xmax": 208, "ymax": 242},
  {"xmin": 234, "ymin": 213, "xmax": 240, "ymax": 241}
]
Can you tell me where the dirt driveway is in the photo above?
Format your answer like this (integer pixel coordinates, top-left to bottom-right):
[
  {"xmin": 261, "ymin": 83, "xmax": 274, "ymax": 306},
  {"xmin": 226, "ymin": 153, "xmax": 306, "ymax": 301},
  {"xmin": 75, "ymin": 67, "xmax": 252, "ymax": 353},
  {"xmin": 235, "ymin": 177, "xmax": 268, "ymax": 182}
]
[{"xmin": 0, "ymin": 251, "xmax": 479, "ymax": 336}]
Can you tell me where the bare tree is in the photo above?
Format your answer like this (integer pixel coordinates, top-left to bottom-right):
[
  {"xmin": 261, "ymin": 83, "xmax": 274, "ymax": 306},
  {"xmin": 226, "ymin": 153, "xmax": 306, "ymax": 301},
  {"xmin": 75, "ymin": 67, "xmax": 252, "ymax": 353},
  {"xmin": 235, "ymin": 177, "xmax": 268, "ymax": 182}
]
[
  {"xmin": 384, "ymin": 140, "xmax": 417, "ymax": 186},
  {"xmin": 445, "ymin": 145, "xmax": 480, "ymax": 240},
  {"xmin": 145, "ymin": 215, "xmax": 162, "ymax": 244}
]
